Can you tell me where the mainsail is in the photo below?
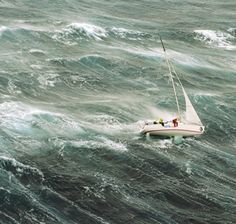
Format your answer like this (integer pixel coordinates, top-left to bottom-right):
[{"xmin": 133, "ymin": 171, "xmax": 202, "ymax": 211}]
[{"xmin": 182, "ymin": 87, "xmax": 203, "ymax": 126}]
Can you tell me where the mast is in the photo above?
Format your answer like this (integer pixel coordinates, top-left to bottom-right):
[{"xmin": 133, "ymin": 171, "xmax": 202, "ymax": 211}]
[{"xmin": 160, "ymin": 37, "xmax": 180, "ymax": 118}]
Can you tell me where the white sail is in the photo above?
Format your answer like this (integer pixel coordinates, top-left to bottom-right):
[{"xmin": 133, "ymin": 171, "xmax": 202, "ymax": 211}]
[{"xmin": 182, "ymin": 87, "xmax": 202, "ymax": 126}]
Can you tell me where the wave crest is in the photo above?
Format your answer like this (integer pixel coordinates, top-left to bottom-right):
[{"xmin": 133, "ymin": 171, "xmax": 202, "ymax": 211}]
[
  {"xmin": 109, "ymin": 27, "xmax": 150, "ymax": 40},
  {"xmin": 52, "ymin": 22, "xmax": 149, "ymax": 44},
  {"xmin": 0, "ymin": 156, "xmax": 44, "ymax": 185},
  {"xmin": 52, "ymin": 22, "xmax": 108, "ymax": 44},
  {"xmin": 194, "ymin": 29, "xmax": 235, "ymax": 50},
  {"xmin": 0, "ymin": 26, "xmax": 9, "ymax": 35}
]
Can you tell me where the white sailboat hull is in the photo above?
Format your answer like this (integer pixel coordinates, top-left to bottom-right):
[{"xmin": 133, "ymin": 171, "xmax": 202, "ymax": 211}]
[{"xmin": 139, "ymin": 123, "xmax": 204, "ymax": 137}]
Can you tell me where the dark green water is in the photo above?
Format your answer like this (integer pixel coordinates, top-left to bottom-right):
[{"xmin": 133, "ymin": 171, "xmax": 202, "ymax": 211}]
[{"xmin": 0, "ymin": 0, "xmax": 236, "ymax": 223}]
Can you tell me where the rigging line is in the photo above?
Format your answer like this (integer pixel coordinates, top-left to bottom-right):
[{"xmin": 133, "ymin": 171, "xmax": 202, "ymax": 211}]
[
  {"xmin": 169, "ymin": 61, "xmax": 183, "ymax": 88},
  {"xmin": 159, "ymin": 36, "xmax": 180, "ymax": 118}
]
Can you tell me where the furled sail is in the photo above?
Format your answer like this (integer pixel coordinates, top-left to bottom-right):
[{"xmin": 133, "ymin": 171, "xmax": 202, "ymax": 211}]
[{"xmin": 182, "ymin": 87, "xmax": 203, "ymax": 126}]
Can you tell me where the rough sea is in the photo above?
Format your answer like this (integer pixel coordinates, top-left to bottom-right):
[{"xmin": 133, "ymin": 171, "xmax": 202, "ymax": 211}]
[{"xmin": 0, "ymin": 0, "xmax": 236, "ymax": 223}]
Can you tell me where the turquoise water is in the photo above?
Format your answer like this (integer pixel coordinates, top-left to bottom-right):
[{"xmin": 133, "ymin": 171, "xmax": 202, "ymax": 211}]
[{"xmin": 0, "ymin": 0, "xmax": 236, "ymax": 223}]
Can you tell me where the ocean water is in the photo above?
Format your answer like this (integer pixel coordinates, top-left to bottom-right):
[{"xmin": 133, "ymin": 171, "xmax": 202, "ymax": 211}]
[{"xmin": 0, "ymin": 0, "xmax": 236, "ymax": 223}]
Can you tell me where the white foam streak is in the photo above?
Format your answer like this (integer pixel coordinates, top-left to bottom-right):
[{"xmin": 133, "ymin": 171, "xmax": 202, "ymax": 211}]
[
  {"xmin": 56, "ymin": 137, "xmax": 128, "ymax": 152},
  {"xmin": 29, "ymin": 49, "xmax": 46, "ymax": 54},
  {"xmin": 99, "ymin": 136, "xmax": 128, "ymax": 152},
  {"xmin": 0, "ymin": 102, "xmax": 57, "ymax": 120},
  {"xmin": 107, "ymin": 45, "xmax": 211, "ymax": 68},
  {"xmin": 110, "ymin": 27, "xmax": 144, "ymax": 40}
]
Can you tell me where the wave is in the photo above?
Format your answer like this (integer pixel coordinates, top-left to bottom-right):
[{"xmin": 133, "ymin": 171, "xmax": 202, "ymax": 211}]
[
  {"xmin": 1, "ymin": 22, "xmax": 149, "ymax": 44},
  {"xmin": 0, "ymin": 26, "xmax": 9, "ymax": 35},
  {"xmin": 0, "ymin": 26, "xmax": 16, "ymax": 40},
  {"xmin": 0, "ymin": 23, "xmax": 150, "ymax": 50},
  {"xmin": 194, "ymin": 29, "xmax": 236, "ymax": 50},
  {"xmin": 53, "ymin": 136, "xmax": 128, "ymax": 153},
  {"xmin": 29, "ymin": 48, "xmax": 46, "ymax": 55},
  {"xmin": 67, "ymin": 23, "xmax": 107, "ymax": 40},
  {"xmin": 52, "ymin": 22, "xmax": 108, "ymax": 44},
  {"xmin": 109, "ymin": 27, "xmax": 150, "ymax": 40},
  {"xmin": 108, "ymin": 45, "xmax": 212, "ymax": 68},
  {"xmin": 37, "ymin": 73, "xmax": 60, "ymax": 88},
  {"xmin": 0, "ymin": 101, "xmax": 84, "ymax": 139},
  {"xmin": 41, "ymin": 186, "xmax": 110, "ymax": 224},
  {"xmin": 0, "ymin": 155, "xmax": 44, "ymax": 185},
  {"xmin": 78, "ymin": 55, "xmax": 112, "ymax": 68},
  {"xmin": 52, "ymin": 22, "xmax": 149, "ymax": 44},
  {"xmin": 0, "ymin": 211, "xmax": 20, "ymax": 224},
  {"xmin": 0, "ymin": 25, "xmax": 53, "ymax": 47},
  {"xmin": 227, "ymin": 27, "xmax": 236, "ymax": 36},
  {"xmin": 98, "ymin": 136, "xmax": 128, "ymax": 152}
]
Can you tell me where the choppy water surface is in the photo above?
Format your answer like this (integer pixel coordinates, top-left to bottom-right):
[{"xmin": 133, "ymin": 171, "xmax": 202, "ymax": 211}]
[{"xmin": 0, "ymin": 0, "xmax": 236, "ymax": 223}]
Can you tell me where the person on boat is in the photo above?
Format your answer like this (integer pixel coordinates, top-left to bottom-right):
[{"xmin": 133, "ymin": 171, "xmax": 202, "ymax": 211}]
[
  {"xmin": 153, "ymin": 118, "xmax": 164, "ymax": 126},
  {"xmin": 159, "ymin": 118, "xmax": 165, "ymax": 126},
  {"xmin": 172, "ymin": 118, "xmax": 178, "ymax": 127}
]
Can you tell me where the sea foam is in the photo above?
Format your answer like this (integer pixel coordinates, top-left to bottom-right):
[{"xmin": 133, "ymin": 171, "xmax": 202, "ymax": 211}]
[
  {"xmin": 110, "ymin": 27, "xmax": 147, "ymax": 40},
  {"xmin": 67, "ymin": 23, "xmax": 107, "ymax": 40},
  {"xmin": 194, "ymin": 30, "xmax": 235, "ymax": 50},
  {"xmin": 0, "ymin": 26, "xmax": 8, "ymax": 35},
  {"xmin": 52, "ymin": 22, "xmax": 108, "ymax": 43}
]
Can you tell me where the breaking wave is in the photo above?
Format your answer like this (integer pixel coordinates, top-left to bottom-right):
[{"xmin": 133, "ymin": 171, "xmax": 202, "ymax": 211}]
[
  {"xmin": 109, "ymin": 27, "xmax": 150, "ymax": 40},
  {"xmin": 52, "ymin": 22, "xmax": 150, "ymax": 44},
  {"xmin": 0, "ymin": 102, "xmax": 84, "ymax": 139},
  {"xmin": 0, "ymin": 156, "xmax": 44, "ymax": 186},
  {"xmin": 0, "ymin": 26, "xmax": 9, "ymax": 35},
  {"xmin": 194, "ymin": 29, "xmax": 236, "ymax": 50},
  {"xmin": 52, "ymin": 22, "xmax": 108, "ymax": 44},
  {"xmin": 227, "ymin": 27, "xmax": 236, "ymax": 36}
]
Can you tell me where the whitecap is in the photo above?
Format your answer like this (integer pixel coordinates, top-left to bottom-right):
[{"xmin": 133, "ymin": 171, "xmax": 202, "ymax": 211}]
[
  {"xmin": 7, "ymin": 80, "xmax": 22, "ymax": 95},
  {"xmin": 68, "ymin": 23, "xmax": 107, "ymax": 40},
  {"xmin": 29, "ymin": 49, "xmax": 46, "ymax": 55},
  {"xmin": 99, "ymin": 136, "xmax": 128, "ymax": 152},
  {"xmin": 194, "ymin": 29, "xmax": 236, "ymax": 50},
  {"xmin": 30, "ymin": 64, "xmax": 42, "ymax": 70},
  {"xmin": 52, "ymin": 22, "xmax": 108, "ymax": 43},
  {"xmin": 0, "ymin": 155, "xmax": 44, "ymax": 181},
  {"xmin": 110, "ymin": 27, "xmax": 146, "ymax": 40},
  {"xmin": 37, "ymin": 73, "xmax": 60, "ymax": 88},
  {"xmin": 185, "ymin": 161, "xmax": 192, "ymax": 175},
  {"xmin": 158, "ymin": 139, "xmax": 173, "ymax": 149},
  {"xmin": 0, "ymin": 26, "xmax": 9, "ymax": 35},
  {"xmin": 227, "ymin": 27, "xmax": 236, "ymax": 35}
]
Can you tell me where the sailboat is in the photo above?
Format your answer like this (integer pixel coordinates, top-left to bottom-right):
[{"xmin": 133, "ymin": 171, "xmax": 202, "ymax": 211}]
[{"xmin": 139, "ymin": 38, "xmax": 205, "ymax": 137}]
